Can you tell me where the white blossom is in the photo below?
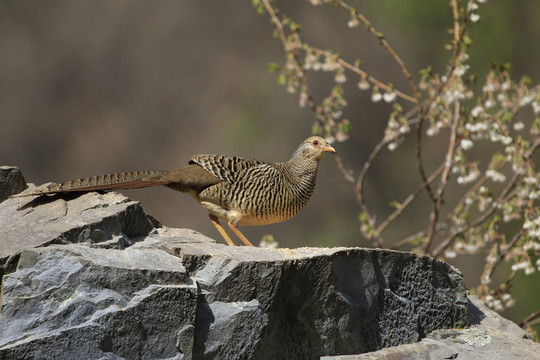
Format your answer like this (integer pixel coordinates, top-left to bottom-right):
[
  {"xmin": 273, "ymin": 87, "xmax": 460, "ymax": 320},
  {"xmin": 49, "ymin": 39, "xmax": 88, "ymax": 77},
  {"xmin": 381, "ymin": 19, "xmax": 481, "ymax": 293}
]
[
  {"xmin": 444, "ymin": 251, "xmax": 457, "ymax": 259},
  {"xmin": 304, "ymin": 54, "xmax": 320, "ymax": 70},
  {"xmin": 501, "ymin": 136, "xmax": 513, "ymax": 145},
  {"xmin": 533, "ymin": 101, "xmax": 540, "ymax": 114},
  {"xmin": 511, "ymin": 261, "xmax": 529, "ymax": 271},
  {"xmin": 524, "ymin": 241, "xmax": 540, "ymax": 251},
  {"xmin": 322, "ymin": 57, "xmax": 339, "ymax": 71},
  {"xmin": 299, "ymin": 91, "xmax": 308, "ymax": 108},
  {"xmin": 465, "ymin": 122, "xmax": 488, "ymax": 132},
  {"xmin": 387, "ymin": 142, "xmax": 398, "ymax": 151},
  {"xmin": 486, "ymin": 169, "xmax": 506, "ymax": 182},
  {"xmin": 470, "ymin": 13, "xmax": 480, "ymax": 22},
  {"xmin": 458, "ymin": 172, "xmax": 479, "ymax": 184},
  {"xmin": 348, "ymin": 18, "xmax": 359, "ymax": 28},
  {"xmin": 371, "ymin": 92, "xmax": 382, "ymax": 102},
  {"xmin": 454, "ymin": 64, "xmax": 470, "ymax": 76},
  {"xmin": 334, "ymin": 72, "xmax": 347, "ymax": 84},
  {"xmin": 483, "ymin": 82, "xmax": 496, "ymax": 93},
  {"xmin": 358, "ymin": 79, "xmax": 370, "ymax": 90},
  {"xmin": 460, "ymin": 139, "xmax": 474, "ymax": 150},
  {"xmin": 504, "ymin": 146, "xmax": 515, "ymax": 154},
  {"xmin": 471, "ymin": 106, "xmax": 484, "ymax": 117},
  {"xmin": 519, "ymin": 93, "xmax": 535, "ymax": 106},
  {"xmin": 399, "ymin": 123, "xmax": 410, "ymax": 134},
  {"xmin": 383, "ymin": 91, "xmax": 396, "ymax": 103},
  {"xmin": 463, "ymin": 243, "xmax": 479, "ymax": 253},
  {"xmin": 513, "ymin": 122, "xmax": 525, "ymax": 131}
]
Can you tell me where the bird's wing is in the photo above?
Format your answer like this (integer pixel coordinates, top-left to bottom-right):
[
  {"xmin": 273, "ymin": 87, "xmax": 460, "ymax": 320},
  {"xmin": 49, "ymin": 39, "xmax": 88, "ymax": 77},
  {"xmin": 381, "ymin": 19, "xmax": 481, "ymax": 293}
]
[{"xmin": 189, "ymin": 154, "xmax": 266, "ymax": 183}]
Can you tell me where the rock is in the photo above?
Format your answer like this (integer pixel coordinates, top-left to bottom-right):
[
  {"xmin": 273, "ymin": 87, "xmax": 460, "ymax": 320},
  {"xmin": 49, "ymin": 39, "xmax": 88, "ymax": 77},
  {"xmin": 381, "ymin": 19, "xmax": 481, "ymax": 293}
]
[
  {"xmin": 0, "ymin": 190, "xmax": 156, "ymax": 269},
  {"xmin": 0, "ymin": 166, "xmax": 27, "ymax": 202},
  {"xmin": 2, "ymin": 166, "xmax": 535, "ymax": 359},
  {"xmin": 322, "ymin": 296, "xmax": 539, "ymax": 360},
  {"xmin": 0, "ymin": 244, "xmax": 197, "ymax": 360},
  {"xmin": 168, "ymin": 239, "xmax": 468, "ymax": 358}
]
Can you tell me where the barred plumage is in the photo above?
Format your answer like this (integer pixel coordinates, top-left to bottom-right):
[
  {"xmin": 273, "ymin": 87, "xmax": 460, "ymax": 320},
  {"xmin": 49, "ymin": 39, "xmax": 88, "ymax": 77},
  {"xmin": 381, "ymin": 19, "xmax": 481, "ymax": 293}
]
[{"xmin": 12, "ymin": 136, "xmax": 335, "ymax": 246}]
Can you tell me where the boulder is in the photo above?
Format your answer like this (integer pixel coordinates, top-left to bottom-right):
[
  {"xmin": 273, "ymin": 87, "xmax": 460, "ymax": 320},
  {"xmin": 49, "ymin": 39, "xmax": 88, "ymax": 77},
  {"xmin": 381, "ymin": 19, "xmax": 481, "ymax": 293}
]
[{"xmin": 1, "ymin": 167, "xmax": 536, "ymax": 359}]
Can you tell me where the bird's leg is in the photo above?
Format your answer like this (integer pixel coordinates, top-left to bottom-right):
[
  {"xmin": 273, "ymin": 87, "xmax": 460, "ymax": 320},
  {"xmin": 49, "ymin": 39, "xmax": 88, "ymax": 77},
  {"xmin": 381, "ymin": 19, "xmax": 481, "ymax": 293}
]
[
  {"xmin": 227, "ymin": 221, "xmax": 254, "ymax": 247},
  {"xmin": 209, "ymin": 214, "xmax": 236, "ymax": 246}
]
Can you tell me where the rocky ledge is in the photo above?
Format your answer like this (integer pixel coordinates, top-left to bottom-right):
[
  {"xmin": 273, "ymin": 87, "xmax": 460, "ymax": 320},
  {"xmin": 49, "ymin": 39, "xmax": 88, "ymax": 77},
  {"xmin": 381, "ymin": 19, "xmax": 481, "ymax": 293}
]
[{"xmin": 0, "ymin": 166, "xmax": 537, "ymax": 359}]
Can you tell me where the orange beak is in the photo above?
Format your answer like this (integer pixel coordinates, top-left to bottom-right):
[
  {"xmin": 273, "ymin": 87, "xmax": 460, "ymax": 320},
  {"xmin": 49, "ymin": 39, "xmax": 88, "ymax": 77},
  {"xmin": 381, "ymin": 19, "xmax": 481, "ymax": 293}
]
[{"xmin": 323, "ymin": 144, "xmax": 336, "ymax": 153}]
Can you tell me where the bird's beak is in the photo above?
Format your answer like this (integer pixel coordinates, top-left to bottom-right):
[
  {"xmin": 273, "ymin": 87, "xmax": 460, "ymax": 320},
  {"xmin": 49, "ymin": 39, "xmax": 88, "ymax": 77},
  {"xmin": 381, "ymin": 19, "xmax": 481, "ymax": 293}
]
[{"xmin": 323, "ymin": 144, "xmax": 336, "ymax": 153}]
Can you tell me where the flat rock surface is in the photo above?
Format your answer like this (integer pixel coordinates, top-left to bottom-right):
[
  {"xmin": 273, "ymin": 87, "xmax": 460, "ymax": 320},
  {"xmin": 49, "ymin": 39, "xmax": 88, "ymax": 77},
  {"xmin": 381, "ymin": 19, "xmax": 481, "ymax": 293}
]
[
  {"xmin": 1, "ymin": 167, "xmax": 537, "ymax": 359},
  {"xmin": 1, "ymin": 190, "xmax": 155, "ymax": 265}
]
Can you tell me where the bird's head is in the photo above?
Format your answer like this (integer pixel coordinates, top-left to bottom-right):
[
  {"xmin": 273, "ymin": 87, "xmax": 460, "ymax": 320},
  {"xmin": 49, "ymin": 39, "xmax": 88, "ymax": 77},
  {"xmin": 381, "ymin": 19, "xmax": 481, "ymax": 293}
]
[{"xmin": 291, "ymin": 136, "xmax": 336, "ymax": 162}]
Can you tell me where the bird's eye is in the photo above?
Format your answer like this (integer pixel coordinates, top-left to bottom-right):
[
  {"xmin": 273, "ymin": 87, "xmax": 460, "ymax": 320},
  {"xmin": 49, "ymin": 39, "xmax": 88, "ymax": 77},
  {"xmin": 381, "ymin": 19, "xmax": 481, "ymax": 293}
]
[{"xmin": 312, "ymin": 140, "xmax": 320, "ymax": 146}]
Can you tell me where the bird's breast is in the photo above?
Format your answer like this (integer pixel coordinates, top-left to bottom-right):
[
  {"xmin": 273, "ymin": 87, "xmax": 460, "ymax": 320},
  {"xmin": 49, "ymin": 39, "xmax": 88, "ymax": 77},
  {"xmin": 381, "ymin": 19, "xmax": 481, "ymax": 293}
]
[{"xmin": 196, "ymin": 166, "xmax": 317, "ymax": 226}]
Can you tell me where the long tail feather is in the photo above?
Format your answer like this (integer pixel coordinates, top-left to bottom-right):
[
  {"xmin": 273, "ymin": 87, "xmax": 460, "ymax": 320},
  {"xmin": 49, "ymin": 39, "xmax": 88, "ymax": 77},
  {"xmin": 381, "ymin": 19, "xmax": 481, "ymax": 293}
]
[
  {"xmin": 11, "ymin": 164, "xmax": 223, "ymax": 198},
  {"xmin": 11, "ymin": 170, "xmax": 167, "ymax": 197}
]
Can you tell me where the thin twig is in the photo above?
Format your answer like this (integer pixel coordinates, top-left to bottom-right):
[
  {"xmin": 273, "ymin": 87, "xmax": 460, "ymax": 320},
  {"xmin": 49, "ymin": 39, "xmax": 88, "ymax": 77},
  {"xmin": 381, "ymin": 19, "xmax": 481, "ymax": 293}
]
[
  {"xmin": 261, "ymin": 0, "xmax": 325, "ymax": 120},
  {"xmin": 355, "ymin": 138, "xmax": 389, "ymax": 246},
  {"xmin": 261, "ymin": 0, "xmax": 287, "ymax": 50},
  {"xmin": 413, "ymin": 0, "xmax": 467, "ymax": 215},
  {"xmin": 391, "ymin": 230, "xmax": 425, "ymax": 250},
  {"xmin": 424, "ymin": 100, "xmax": 461, "ymax": 253},
  {"xmin": 432, "ymin": 230, "xmax": 462, "ymax": 258},
  {"xmin": 312, "ymin": 48, "xmax": 416, "ymax": 103},
  {"xmin": 377, "ymin": 163, "xmax": 446, "ymax": 234},
  {"xmin": 520, "ymin": 309, "xmax": 540, "ymax": 328},
  {"xmin": 335, "ymin": 0, "xmax": 420, "ymax": 103},
  {"xmin": 487, "ymin": 232, "xmax": 523, "ymax": 280}
]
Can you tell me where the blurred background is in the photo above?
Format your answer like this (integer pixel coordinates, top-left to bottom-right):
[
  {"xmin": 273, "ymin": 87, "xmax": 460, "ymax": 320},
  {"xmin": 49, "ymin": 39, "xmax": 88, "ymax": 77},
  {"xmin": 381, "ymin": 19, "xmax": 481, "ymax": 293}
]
[{"xmin": 1, "ymin": 1, "xmax": 539, "ymax": 333}]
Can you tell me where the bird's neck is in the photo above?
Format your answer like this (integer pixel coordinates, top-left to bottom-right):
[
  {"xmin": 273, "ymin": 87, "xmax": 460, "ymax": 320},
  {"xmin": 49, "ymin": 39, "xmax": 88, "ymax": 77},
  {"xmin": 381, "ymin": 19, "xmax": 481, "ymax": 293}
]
[{"xmin": 278, "ymin": 157, "xmax": 320, "ymax": 181}]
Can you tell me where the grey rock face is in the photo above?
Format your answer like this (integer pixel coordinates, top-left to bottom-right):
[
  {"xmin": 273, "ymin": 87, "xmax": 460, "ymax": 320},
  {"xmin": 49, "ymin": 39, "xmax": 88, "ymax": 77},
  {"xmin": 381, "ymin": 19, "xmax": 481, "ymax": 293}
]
[
  {"xmin": 170, "ymin": 241, "xmax": 468, "ymax": 358},
  {"xmin": 0, "ymin": 166, "xmax": 27, "ymax": 202},
  {"xmin": 1, "ymin": 189, "xmax": 156, "ymax": 268},
  {"xmin": 323, "ymin": 296, "xmax": 540, "ymax": 360},
  {"xmin": 2, "ymin": 167, "xmax": 533, "ymax": 359},
  {"xmin": 1, "ymin": 245, "xmax": 196, "ymax": 360}
]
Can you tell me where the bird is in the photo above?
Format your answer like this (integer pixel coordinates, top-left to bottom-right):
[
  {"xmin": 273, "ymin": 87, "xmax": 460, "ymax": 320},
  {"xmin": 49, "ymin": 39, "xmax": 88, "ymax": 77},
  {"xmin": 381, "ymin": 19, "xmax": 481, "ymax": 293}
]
[{"xmin": 12, "ymin": 136, "xmax": 335, "ymax": 246}]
